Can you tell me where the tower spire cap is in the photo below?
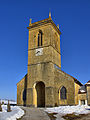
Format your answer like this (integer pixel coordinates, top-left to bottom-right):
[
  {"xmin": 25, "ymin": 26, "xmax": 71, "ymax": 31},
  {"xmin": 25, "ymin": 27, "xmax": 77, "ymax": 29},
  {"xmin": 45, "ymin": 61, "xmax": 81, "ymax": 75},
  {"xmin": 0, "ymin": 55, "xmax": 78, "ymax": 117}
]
[
  {"xmin": 49, "ymin": 11, "xmax": 52, "ymax": 19},
  {"xmin": 29, "ymin": 18, "xmax": 32, "ymax": 26},
  {"xmin": 57, "ymin": 24, "xmax": 59, "ymax": 29}
]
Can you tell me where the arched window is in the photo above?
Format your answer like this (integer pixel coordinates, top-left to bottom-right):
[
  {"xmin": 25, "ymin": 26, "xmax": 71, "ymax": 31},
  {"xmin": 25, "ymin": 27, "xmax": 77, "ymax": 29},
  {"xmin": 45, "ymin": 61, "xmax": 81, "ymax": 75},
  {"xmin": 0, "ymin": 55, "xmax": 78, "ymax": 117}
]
[
  {"xmin": 38, "ymin": 30, "xmax": 43, "ymax": 47},
  {"xmin": 60, "ymin": 86, "xmax": 67, "ymax": 99}
]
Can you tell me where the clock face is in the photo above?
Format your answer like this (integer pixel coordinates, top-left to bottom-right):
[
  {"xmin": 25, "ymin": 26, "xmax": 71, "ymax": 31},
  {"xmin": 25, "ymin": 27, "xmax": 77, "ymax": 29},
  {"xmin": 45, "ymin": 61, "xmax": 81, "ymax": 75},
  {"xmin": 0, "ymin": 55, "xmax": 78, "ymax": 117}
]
[{"xmin": 35, "ymin": 48, "xmax": 43, "ymax": 56}]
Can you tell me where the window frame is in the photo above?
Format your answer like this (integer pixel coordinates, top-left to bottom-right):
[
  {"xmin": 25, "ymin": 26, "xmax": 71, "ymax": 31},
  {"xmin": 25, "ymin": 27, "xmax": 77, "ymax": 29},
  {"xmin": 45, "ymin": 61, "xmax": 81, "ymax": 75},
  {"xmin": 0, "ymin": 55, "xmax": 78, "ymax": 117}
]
[
  {"xmin": 38, "ymin": 30, "xmax": 43, "ymax": 47},
  {"xmin": 60, "ymin": 86, "xmax": 67, "ymax": 100}
]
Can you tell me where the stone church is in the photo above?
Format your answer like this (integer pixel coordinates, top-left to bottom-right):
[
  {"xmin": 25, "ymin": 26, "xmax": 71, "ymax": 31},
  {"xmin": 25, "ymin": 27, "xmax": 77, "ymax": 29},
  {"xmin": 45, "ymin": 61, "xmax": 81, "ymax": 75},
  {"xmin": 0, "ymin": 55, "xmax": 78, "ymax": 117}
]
[{"xmin": 17, "ymin": 13, "xmax": 90, "ymax": 107}]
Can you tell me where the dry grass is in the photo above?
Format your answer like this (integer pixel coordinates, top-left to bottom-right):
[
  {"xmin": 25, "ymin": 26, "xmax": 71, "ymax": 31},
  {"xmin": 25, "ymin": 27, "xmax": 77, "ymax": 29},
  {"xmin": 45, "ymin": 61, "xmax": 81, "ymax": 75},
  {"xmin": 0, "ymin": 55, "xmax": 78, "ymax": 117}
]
[
  {"xmin": 16, "ymin": 115, "xmax": 24, "ymax": 120},
  {"xmin": 17, "ymin": 118, "xmax": 22, "ymax": 120},
  {"xmin": 62, "ymin": 113, "xmax": 88, "ymax": 120},
  {"xmin": 46, "ymin": 112, "xmax": 57, "ymax": 120}
]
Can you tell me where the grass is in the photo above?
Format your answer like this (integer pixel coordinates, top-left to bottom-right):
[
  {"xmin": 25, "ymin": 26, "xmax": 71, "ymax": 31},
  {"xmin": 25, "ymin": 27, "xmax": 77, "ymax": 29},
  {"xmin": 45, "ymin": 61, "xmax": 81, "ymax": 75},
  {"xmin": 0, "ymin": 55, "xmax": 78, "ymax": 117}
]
[
  {"xmin": 47, "ymin": 112, "xmax": 89, "ymax": 120},
  {"xmin": 62, "ymin": 113, "xmax": 88, "ymax": 120},
  {"xmin": 46, "ymin": 112, "xmax": 57, "ymax": 120},
  {"xmin": 17, "ymin": 117, "xmax": 22, "ymax": 120}
]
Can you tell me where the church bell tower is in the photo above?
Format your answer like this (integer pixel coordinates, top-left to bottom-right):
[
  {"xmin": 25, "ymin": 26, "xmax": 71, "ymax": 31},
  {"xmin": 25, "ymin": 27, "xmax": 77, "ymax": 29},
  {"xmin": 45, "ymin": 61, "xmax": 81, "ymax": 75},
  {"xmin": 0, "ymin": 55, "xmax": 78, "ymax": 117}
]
[{"xmin": 26, "ymin": 13, "xmax": 61, "ymax": 107}]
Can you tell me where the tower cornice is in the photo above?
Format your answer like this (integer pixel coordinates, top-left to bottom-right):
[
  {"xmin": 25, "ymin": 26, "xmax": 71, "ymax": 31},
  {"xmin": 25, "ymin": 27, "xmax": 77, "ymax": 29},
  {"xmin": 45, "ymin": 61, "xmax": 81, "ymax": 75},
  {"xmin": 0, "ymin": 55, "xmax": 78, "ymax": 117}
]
[{"xmin": 27, "ymin": 18, "xmax": 61, "ymax": 35}]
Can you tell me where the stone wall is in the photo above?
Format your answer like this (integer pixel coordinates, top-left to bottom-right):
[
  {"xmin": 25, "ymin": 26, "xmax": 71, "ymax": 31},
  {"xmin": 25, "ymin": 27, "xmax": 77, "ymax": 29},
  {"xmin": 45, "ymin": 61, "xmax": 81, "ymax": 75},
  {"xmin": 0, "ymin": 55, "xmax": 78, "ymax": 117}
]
[
  {"xmin": 28, "ymin": 46, "xmax": 61, "ymax": 68},
  {"xmin": 87, "ymin": 86, "xmax": 90, "ymax": 105},
  {"xmin": 17, "ymin": 74, "xmax": 27, "ymax": 105},
  {"xmin": 28, "ymin": 23, "xmax": 61, "ymax": 68},
  {"xmin": 17, "ymin": 64, "xmax": 82, "ymax": 106},
  {"xmin": 54, "ymin": 68, "xmax": 75, "ymax": 105},
  {"xmin": 26, "ymin": 62, "xmax": 55, "ymax": 107},
  {"xmin": 78, "ymin": 93, "xmax": 87, "ymax": 100},
  {"xmin": 26, "ymin": 18, "xmax": 61, "ymax": 107},
  {"xmin": 75, "ymin": 83, "xmax": 81, "ymax": 105}
]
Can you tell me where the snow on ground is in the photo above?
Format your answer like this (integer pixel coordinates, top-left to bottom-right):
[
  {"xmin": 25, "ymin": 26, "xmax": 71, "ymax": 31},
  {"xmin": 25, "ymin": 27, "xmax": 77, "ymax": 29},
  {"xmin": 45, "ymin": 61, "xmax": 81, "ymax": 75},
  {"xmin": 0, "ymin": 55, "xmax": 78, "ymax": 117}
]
[
  {"xmin": 45, "ymin": 105, "xmax": 90, "ymax": 120},
  {"xmin": 46, "ymin": 105, "xmax": 90, "ymax": 115},
  {"xmin": 0, "ymin": 105, "xmax": 24, "ymax": 120}
]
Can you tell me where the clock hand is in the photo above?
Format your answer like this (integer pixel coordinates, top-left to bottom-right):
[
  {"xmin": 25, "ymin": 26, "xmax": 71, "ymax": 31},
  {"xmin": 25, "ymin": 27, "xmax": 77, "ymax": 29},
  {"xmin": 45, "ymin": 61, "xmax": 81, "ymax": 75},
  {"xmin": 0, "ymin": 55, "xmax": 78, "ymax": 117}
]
[{"xmin": 37, "ymin": 51, "xmax": 40, "ymax": 54}]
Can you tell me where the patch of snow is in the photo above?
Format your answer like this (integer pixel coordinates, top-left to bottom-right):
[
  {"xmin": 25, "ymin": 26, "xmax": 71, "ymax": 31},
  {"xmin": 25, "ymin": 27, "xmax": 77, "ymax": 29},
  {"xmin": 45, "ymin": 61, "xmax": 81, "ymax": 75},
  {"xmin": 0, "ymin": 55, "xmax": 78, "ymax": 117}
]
[
  {"xmin": 86, "ymin": 83, "xmax": 90, "ymax": 84},
  {"xmin": 0, "ymin": 105, "xmax": 24, "ymax": 120},
  {"xmin": 45, "ymin": 105, "xmax": 90, "ymax": 120},
  {"xmin": 80, "ymin": 90, "xmax": 86, "ymax": 92}
]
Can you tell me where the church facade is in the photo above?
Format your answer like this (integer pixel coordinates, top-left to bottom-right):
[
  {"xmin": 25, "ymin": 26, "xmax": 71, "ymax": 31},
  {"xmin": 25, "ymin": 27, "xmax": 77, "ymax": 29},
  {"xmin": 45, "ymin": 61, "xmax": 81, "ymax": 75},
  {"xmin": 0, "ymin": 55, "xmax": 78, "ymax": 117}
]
[{"xmin": 17, "ymin": 14, "xmax": 90, "ymax": 107}]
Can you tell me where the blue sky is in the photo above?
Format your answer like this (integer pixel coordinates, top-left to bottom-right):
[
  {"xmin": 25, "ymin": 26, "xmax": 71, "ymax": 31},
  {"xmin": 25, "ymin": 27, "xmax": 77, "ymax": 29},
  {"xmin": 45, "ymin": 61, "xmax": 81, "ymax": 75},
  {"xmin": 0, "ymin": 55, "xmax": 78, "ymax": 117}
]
[{"xmin": 0, "ymin": 0, "xmax": 90, "ymax": 100}]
